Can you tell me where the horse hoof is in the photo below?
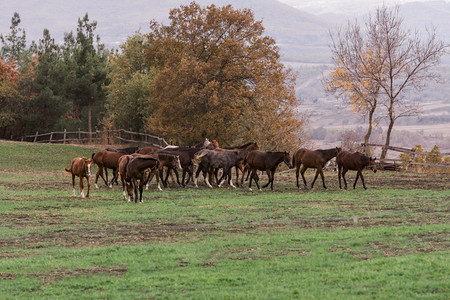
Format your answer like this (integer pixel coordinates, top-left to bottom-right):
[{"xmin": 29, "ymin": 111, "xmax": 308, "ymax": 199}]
[
  {"xmin": 249, "ymin": 188, "xmax": 252, "ymax": 191},
  {"xmin": 95, "ymin": 184, "xmax": 99, "ymax": 189}
]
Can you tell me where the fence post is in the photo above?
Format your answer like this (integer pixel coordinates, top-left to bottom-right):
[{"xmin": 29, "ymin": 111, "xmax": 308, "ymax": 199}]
[
  {"xmin": 409, "ymin": 152, "xmax": 416, "ymax": 172},
  {"xmin": 107, "ymin": 129, "xmax": 110, "ymax": 145},
  {"xmin": 33, "ymin": 131, "xmax": 38, "ymax": 143},
  {"xmin": 63, "ymin": 129, "xmax": 67, "ymax": 144},
  {"xmin": 49, "ymin": 132, "xmax": 53, "ymax": 143},
  {"xmin": 78, "ymin": 128, "xmax": 81, "ymax": 141}
]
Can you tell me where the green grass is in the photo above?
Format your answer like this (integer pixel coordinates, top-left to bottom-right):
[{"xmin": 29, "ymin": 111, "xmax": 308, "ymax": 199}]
[{"xmin": 0, "ymin": 141, "xmax": 449, "ymax": 299}]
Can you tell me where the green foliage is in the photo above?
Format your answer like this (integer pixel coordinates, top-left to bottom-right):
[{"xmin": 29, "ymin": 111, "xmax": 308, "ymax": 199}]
[
  {"xmin": 0, "ymin": 141, "xmax": 449, "ymax": 298},
  {"xmin": 105, "ymin": 33, "xmax": 155, "ymax": 132}
]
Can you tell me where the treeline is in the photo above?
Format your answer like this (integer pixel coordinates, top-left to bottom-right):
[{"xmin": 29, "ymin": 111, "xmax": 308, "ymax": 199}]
[{"xmin": 0, "ymin": 3, "xmax": 307, "ymax": 150}]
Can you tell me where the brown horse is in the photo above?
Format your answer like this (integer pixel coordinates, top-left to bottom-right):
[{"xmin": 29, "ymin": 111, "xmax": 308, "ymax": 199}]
[
  {"xmin": 293, "ymin": 147, "xmax": 341, "ymax": 189},
  {"xmin": 92, "ymin": 150, "xmax": 125, "ymax": 188},
  {"xmin": 245, "ymin": 150, "xmax": 292, "ymax": 191},
  {"xmin": 137, "ymin": 147, "xmax": 161, "ymax": 155},
  {"xmin": 65, "ymin": 157, "xmax": 93, "ymax": 198},
  {"xmin": 336, "ymin": 151, "xmax": 377, "ymax": 190},
  {"xmin": 126, "ymin": 155, "xmax": 160, "ymax": 203}
]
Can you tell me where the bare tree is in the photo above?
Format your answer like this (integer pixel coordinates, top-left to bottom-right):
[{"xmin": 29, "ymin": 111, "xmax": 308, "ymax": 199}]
[
  {"xmin": 324, "ymin": 20, "xmax": 382, "ymax": 156},
  {"xmin": 325, "ymin": 6, "xmax": 448, "ymax": 159}
]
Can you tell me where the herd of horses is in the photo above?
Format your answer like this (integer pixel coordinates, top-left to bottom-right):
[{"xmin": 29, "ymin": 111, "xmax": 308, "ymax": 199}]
[{"xmin": 64, "ymin": 139, "xmax": 377, "ymax": 202}]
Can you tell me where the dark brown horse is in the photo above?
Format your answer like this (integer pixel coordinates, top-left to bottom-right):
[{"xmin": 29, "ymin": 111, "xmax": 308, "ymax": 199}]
[
  {"xmin": 65, "ymin": 157, "xmax": 93, "ymax": 198},
  {"xmin": 336, "ymin": 151, "xmax": 377, "ymax": 190},
  {"xmin": 118, "ymin": 154, "xmax": 139, "ymax": 201},
  {"xmin": 206, "ymin": 141, "xmax": 260, "ymax": 186},
  {"xmin": 245, "ymin": 151, "xmax": 292, "ymax": 191},
  {"xmin": 92, "ymin": 150, "xmax": 126, "ymax": 188},
  {"xmin": 126, "ymin": 155, "xmax": 160, "ymax": 203},
  {"xmin": 146, "ymin": 151, "xmax": 182, "ymax": 188},
  {"xmin": 293, "ymin": 147, "xmax": 341, "ymax": 189}
]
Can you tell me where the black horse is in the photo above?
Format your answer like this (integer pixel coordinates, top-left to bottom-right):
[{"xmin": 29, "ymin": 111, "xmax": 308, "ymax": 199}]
[{"xmin": 192, "ymin": 149, "xmax": 246, "ymax": 188}]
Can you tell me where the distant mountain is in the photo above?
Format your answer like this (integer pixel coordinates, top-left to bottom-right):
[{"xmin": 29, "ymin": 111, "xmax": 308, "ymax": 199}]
[{"xmin": 2, "ymin": 0, "xmax": 449, "ymax": 64}]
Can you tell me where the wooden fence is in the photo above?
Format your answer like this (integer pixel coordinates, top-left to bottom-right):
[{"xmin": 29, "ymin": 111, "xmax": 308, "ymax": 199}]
[
  {"xmin": 18, "ymin": 129, "xmax": 169, "ymax": 148},
  {"xmin": 362, "ymin": 143, "xmax": 450, "ymax": 171}
]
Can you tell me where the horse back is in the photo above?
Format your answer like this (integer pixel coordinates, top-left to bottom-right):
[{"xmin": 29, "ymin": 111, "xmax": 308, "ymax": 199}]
[{"xmin": 337, "ymin": 151, "xmax": 368, "ymax": 170}]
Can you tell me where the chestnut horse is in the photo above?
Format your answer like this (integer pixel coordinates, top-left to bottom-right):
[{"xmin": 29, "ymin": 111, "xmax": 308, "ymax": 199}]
[
  {"xmin": 293, "ymin": 147, "xmax": 341, "ymax": 189},
  {"xmin": 92, "ymin": 150, "xmax": 125, "ymax": 188},
  {"xmin": 245, "ymin": 150, "xmax": 292, "ymax": 191},
  {"xmin": 336, "ymin": 151, "xmax": 377, "ymax": 190},
  {"xmin": 65, "ymin": 157, "xmax": 93, "ymax": 198}
]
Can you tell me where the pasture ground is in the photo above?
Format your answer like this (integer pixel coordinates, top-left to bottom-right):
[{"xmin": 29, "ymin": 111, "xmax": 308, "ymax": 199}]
[{"xmin": 0, "ymin": 141, "xmax": 449, "ymax": 299}]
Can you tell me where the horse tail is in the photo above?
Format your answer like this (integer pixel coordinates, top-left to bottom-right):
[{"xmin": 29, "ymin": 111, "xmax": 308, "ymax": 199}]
[
  {"xmin": 292, "ymin": 155, "xmax": 296, "ymax": 168},
  {"xmin": 91, "ymin": 152, "xmax": 96, "ymax": 160},
  {"xmin": 64, "ymin": 167, "xmax": 71, "ymax": 173}
]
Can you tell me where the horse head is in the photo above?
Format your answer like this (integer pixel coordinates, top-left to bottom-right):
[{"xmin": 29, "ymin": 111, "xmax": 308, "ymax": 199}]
[
  {"xmin": 283, "ymin": 151, "xmax": 293, "ymax": 168},
  {"xmin": 369, "ymin": 157, "xmax": 377, "ymax": 173},
  {"xmin": 82, "ymin": 157, "xmax": 93, "ymax": 176}
]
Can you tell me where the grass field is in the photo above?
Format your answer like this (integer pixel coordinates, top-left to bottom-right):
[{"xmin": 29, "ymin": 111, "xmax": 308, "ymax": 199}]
[{"xmin": 0, "ymin": 140, "xmax": 449, "ymax": 299}]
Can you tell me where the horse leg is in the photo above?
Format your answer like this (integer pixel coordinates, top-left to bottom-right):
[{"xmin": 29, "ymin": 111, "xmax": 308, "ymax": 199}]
[
  {"xmin": 270, "ymin": 170, "xmax": 275, "ymax": 191},
  {"xmin": 354, "ymin": 169, "xmax": 364, "ymax": 189},
  {"xmin": 160, "ymin": 167, "xmax": 169, "ymax": 188},
  {"xmin": 311, "ymin": 168, "xmax": 320, "ymax": 189},
  {"xmin": 139, "ymin": 179, "xmax": 144, "ymax": 203},
  {"xmin": 173, "ymin": 169, "xmax": 181, "ymax": 186},
  {"xmin": 319, "ymin": 167, "xmax": 327, "ymax": 189},
  {"xmin": 204, "ymin": 169, "xmax": 213, "ymax": 188},
  {"xmin": 359, "ymin": 170, "xmax": 367, "ymax": 190},
  {"xmin": 193, "ymin": 164, "xmax": 200, "ymax": 188},
  {"xmin": 132, "ymin": 178, "xmax": 139, "ymax": 203},
  {"xmin": 86, "ymin": 176, "xmax": 91, "ymax": 198},
  {"xmin": 300, "ymin": 166, "xmax": 308, "ymax": 189},
  {"xmin": 262, "ymin": 169, "xmax": 272, "ymax": 188},
  {"xmin": 71, "ymin": 174, "xmax": 76, "ymax": 197},
  {"xmin": 295, "ymin": 166, "xmax": 300, "ymax": 189},
  {"xmin": 248, "ymin": 169, "xmax": 255, "ymax": 191},
  {"xmin": 228, "ymin": 167, "xmax": 236, "ymax": 188},
  {"xmin": 342, "ymin": 168, "xmax": 348, "ymax": 189},
  {"xmin": 79, "ymin": 176, "xmax": 85, "ymax": 198},
  {"xmin": 95, "ymin": 165, "xmax": 106, "ymax": 188},
  {"xmin": 338, "ymin": 165, "xmax": 342, "ymax": 189},
  {"xmin": 121, "ymin": 174, "xmax": 127, "ymax": 200}
]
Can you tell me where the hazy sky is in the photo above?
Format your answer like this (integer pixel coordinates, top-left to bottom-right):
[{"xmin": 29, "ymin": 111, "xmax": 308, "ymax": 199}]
[{"xmin": 277, "ymin": 0, "xmax": 449, "ymax": 15}]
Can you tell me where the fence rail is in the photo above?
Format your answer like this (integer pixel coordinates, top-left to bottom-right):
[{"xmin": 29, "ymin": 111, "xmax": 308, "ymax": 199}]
[
  {"xmin": 18, "ymin": 129, "xmax": 169, "ymax": 148},
  {"xmin": 362, "ymin": 143, "xmax": 450, "ymax": 171}
]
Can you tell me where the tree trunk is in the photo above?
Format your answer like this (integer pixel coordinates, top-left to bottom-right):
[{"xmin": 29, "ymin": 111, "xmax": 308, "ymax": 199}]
[
  {"xmin": 364, "ymin": 103, "xmax": 377, "ymax": 156},
  {"xmin": 381, "ymin": 115, "xmax": 395, "ymax": 160},
  {"xmin": 88, "ymin": 101, "xmax": 92, "ymax": 141}
]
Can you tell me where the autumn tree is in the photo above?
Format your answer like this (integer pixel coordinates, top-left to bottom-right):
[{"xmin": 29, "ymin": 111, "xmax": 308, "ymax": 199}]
[
  {"xmin": 0, "ymin": 57, "xmax": 22, "ymax": 138},
  {"xmin": 144, "ymin": 2, "xmax": 305, "ymax": 149},
  {"xmin": 326, "ymin": 6, "xmax": 447, "ymax": 159},
  {"xmin": 105, "ymin": 33, "xmax": 155, "ymax": 132}
]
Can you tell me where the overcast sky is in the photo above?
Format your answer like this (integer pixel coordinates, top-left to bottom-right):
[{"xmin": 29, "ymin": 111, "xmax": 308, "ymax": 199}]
[{"xmin": 277, "ymin": 0, "xmax": 449, "ymax": 15}]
